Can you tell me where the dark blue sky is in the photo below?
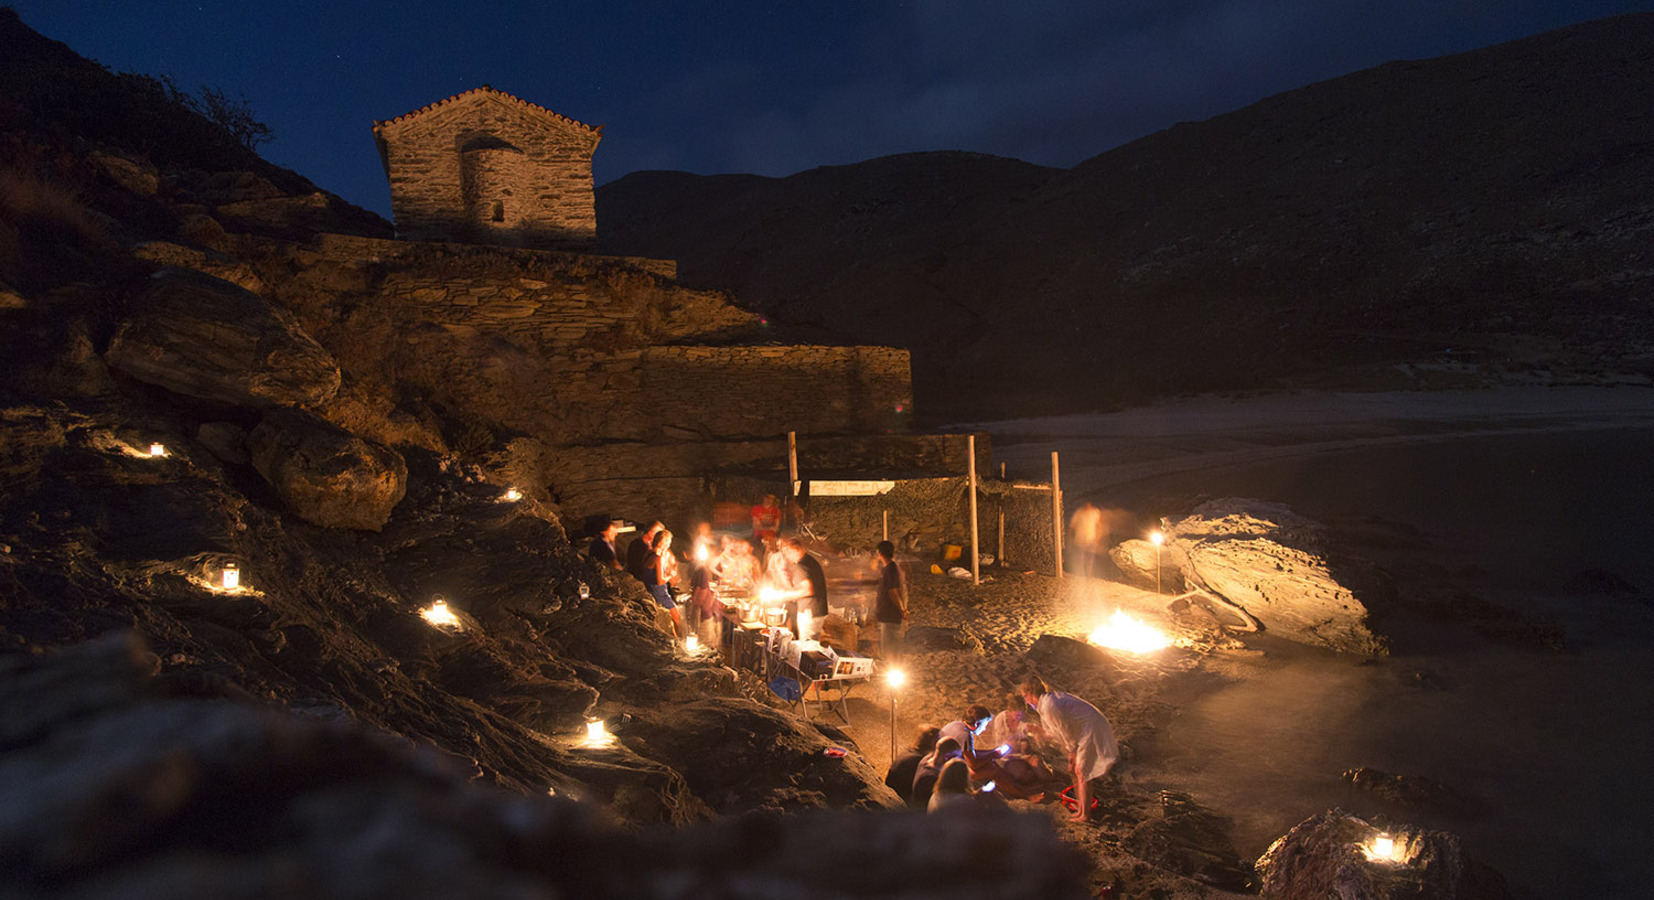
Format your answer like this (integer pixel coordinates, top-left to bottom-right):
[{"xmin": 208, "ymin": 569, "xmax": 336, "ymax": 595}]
[{"xmin": 11, "ymin": 1, "xmax": 1652, "ymax": 218}]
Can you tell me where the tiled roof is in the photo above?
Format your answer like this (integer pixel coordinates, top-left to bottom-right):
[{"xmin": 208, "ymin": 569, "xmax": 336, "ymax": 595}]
[{"xmin": 373, "ymin": 85, "xmax": 602, "ymax": 134}]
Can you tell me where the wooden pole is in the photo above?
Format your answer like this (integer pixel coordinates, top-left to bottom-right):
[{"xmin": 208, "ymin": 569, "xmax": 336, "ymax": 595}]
[
  {"xmin": 968, "ymin": 435, "xmax": 980, "ymax": 586},
  {"xmin": 1051, "ymin": 451, "xmax": 1063, "ymax": 578},
  {"xmin": 882, "ymin": 509, "xmax": 889, "ymax": 542},
  {"xmin": 787, "ymin": 431, "xmax": 798, "ymax": 496},
  {"xmin": 997, "ymin": 508, "xmax": 1005, "ymax": 568}
]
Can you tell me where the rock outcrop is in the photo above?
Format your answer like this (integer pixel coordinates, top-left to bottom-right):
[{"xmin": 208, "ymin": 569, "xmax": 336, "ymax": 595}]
[
  {"xmin": 106, "ymin": 268, "xmax": 340, "ymax": 408},
  {"xmin": 1144, "ymin": 499, "xmax": 1387, "ymax": 655},
  {"xmin": 248, "ymin": 409, "xmax": 407, "ymax": 530},
  {"xmin": 0, "ymin": 634, "xmax": 1092, "ymax": 900},
  {"xmin": 1255, "ymin": 809, "xmax": 1509, "ymax": 899},
  {"xmin": 1109, "ymin": 538, "xmax": 1185, "ymax": 593}
]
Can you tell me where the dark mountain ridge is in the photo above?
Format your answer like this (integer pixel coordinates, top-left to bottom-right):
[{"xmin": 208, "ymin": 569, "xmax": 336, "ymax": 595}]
[{"xmin": 600, "ymin": 14, "xmax": 1654, "ymax": 421}]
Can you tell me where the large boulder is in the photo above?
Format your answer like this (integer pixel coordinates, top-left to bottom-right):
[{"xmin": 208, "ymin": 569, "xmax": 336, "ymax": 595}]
[
  {"xmin": 1110, "ymin": 538, "xmax": 1186, "ymax": 593},
  {"xmin": 622, "ymin": 697, "xmax": 900, "ymax": 815},
  {"xmin": 1255, "ymin": 809, "xmax": 1509, "ymax": 899},
  {"xmin": 1172, "ymin": 498, "xmax": 1387, "ymax": 655},
  {"xmin": 247, "ymin": 409, "xmax": 406, "ymax": 530},
  {"xmin": 105, "ymin": 268, "xmax": 340, "ymax": 408}
]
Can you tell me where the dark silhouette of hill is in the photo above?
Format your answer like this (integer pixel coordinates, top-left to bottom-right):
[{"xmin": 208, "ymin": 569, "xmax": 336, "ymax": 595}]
[{"xmin": 600, "ymin": 15, "xmax": 1654, "ymax": 422}]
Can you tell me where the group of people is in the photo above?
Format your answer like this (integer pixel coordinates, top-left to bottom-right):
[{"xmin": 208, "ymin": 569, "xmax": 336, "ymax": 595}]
[
  {"xmin": 583, "ymin": 497, "xmax": 910, "ymax": 659},
  {"xmin": 885, "ymin": 676, "xmax": 1119, "ymax": 821}
]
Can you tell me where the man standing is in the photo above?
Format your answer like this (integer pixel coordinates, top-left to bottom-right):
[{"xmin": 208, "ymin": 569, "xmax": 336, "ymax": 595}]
[
  {"xmin": 1020, "ymin": 675, "xmax": 1118, "ymax": 822},
  {"xmin": 780, "ymin": 537, "xmax": 827, "ymax": 640},
  {"xmin": 587, "ymin": 519, "xmax": 623, "ymax": 571},
  {"xmin": 1068, "ymin": 502, "xmax": 1104, "ymax": 578},
  {"xmin": 627, "ymin": 521, "xmax": 663, "ymax": 583},
  {"xmin": 873, "ymin": 540, "xmax": 907, "ymax": 659}
]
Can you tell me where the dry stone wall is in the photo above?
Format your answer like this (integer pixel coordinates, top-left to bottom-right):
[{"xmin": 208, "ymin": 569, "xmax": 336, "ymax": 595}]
[{"xmin": 257, "ymin": 234, "xmax": 922, "ymax": 528}]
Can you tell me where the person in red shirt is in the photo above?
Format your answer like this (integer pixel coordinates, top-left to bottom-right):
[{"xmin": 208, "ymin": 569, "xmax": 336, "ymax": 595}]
[{"xmin": 751, "ymin": 494, "xmax": 782, "ymax": 542}]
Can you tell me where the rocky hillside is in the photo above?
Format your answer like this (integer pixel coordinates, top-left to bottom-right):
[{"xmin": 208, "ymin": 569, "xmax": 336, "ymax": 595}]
[{"xmin": 599, "ymin": 14, "xmax": 1654, "ymax": 421}]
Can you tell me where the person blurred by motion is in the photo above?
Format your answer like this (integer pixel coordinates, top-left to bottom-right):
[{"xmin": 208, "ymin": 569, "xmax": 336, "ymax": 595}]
[{"xmin": 586, "ymin": 518, "xmax": 623, "ymax": 571}]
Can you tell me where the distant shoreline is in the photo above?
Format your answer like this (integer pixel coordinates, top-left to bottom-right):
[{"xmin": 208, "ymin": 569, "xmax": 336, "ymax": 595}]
[{"xmin": 971, "ymin": 386, "xmax": 1654, "ymax": 495}]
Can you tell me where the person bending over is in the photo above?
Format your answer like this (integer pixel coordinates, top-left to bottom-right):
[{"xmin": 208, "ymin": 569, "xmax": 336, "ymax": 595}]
[
  {"xmin": 1021, "ymin": 675, "xmax": 1119, "ymax": 821},
  {"xmin": 884, "ymin": 724, "xmax": 940, "ymax": 805}
]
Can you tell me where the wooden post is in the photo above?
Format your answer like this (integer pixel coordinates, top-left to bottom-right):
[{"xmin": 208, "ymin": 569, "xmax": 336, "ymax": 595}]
[
  {"xmin": 882, "ymin": 509, "xmax": 889, "ymax": 542},
  {"xmin": 787, "ymin": 431, "xmax": 798, "ymax": 497},
  {"xmin": 997, "ymin": 509, "xmax": 1005, "ymax": 568},
  {"xmin": 968, "ymin": 435, "xmax": 980, "ymax": 586},
  {"xmin": 1051, "ymin": 451, "xmax": 1063, "ymax": 578}
]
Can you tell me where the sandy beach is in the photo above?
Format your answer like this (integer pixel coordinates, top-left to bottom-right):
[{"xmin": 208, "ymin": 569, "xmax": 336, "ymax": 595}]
[{"xmin": 816, "ymin": 387, "xmax": 1654, "ymax": 897}]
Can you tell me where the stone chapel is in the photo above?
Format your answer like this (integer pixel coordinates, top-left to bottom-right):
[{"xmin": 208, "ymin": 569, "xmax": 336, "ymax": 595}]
[{"xmin": 372, "ymin": 86, "xmax": 601, "ymax": 249}]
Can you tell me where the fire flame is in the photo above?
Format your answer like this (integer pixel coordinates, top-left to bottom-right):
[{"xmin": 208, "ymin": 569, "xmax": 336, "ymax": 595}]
[
  {"xmin": 1087, "ymin": 610, "xmax": 1171, "ymax": 653},
  {"xmin": 757, "ymin": 586, "xmax": 785, "ymax": 605}
]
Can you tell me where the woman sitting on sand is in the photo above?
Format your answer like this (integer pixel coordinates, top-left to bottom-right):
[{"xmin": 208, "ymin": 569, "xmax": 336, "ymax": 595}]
[{"xmin": 927, "ymin": 758, "xmax": 975, "ymax": 813}]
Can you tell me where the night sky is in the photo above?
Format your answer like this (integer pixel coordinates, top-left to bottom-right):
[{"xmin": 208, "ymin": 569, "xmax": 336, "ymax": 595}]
[{"xmin": 11, "ymin": 1, "xmax": 1652, "ymax": 219}]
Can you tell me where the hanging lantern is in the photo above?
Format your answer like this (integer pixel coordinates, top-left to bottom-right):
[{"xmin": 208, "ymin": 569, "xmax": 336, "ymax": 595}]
[
  {"xmin": 221, "ymin": 563, "xmax": 240, "ymax": 591},
  {"xmin": 578, "ymin": 582, "xmax": 590, "ymax": 600},
  {"xmin": 148, "ymin": 443, "xmax": 166, "ymax": 457}
]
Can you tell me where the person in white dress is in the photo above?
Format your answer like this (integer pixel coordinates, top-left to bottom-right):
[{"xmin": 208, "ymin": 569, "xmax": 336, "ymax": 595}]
[{"xmin": 1021, "ymin": 674, "xmax": 1118, "ymax": 821}]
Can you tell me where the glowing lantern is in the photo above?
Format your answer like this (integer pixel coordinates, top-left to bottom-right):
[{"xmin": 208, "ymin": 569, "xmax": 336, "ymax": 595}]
[
  {"xmin": 148, "ymin": 443, "xmax": 166, "ymax": 457},
  {"xmin": 695, "ymin": 543, "xmax": 709, "ymax": 563},
  {"xmin": 886, "ymin": 668, "xmax": 907, "ymax": 689},
  {"xmin": 685, "ymin": 635, "xmax": 700, "ymax": 653},
  {"xmin": 583, "ymin": 719, "xmax": 613, "ymax": 747},
  {"xmin": 503, "ymin": 487, "xmax": 522, "ymax": 502},
  {"xmin": 1150, "ymin": 530, "xmax": 1164, "ymax": 546},
  {"xmin": 220, "ymin": 563, "xmax": 240, "ymax": 591},
  {"xmin": 1366, "ymin": 833, "xmax": 1401, "ymax": 863},
  {"xmin": 578, "ymin": 582, "xmax": 590, "ymax": 600},
  {"xmin": 421, "ymin": 597, "xmax": 462, "ymax": 629},
  {"xmin": 1087, "ymin": 609, "xmax": 1172, "ymax": 653}
]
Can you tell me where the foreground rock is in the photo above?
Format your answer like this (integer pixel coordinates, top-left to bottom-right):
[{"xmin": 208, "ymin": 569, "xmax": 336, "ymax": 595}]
[
  {"xmin": 1145, "ymin": 499, "xmax": 1387, "ymax": 655},
  {"xmin": 248, "ymin": 409, "xmax": 408, "ymax": 530},
  {"xmin": 105, "ymin": 268, "xmax": 340, "ymax": 408},
  {"xmin": 0, "ymin": 635, "xmax": 1092, "ymax": 900},
  {"xmin": 1255, "ymin": 808, "xmax": 1509, "ymax": 899}
]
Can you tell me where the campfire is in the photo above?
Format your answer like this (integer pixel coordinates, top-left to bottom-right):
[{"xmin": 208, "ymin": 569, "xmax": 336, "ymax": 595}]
[{"xmin": 1087, "ymin": 610, "xmax": 1171, "ymax": 653}]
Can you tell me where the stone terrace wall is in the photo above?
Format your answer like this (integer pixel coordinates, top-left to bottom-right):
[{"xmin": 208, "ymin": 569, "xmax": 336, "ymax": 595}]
[
  {"xmin": 261, "ymin": 235, "xmax": 919, "ymax": 516},
  {"xmin": 373, "ymin": 89, "xmax": 601, "ymax": 249},
  {"xmin": 552, "ymin": 432, "xmax": 985, "ymax": 531}
]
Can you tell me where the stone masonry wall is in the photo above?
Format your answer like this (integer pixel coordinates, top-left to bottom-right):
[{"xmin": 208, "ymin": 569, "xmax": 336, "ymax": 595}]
[
  {"xmin": 265, "ymin": 236, "xmax": 917, "ymax": 504},
  {"xmin": 374, "ymin": 89, "xmax": 601, "ymax": 249}
]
